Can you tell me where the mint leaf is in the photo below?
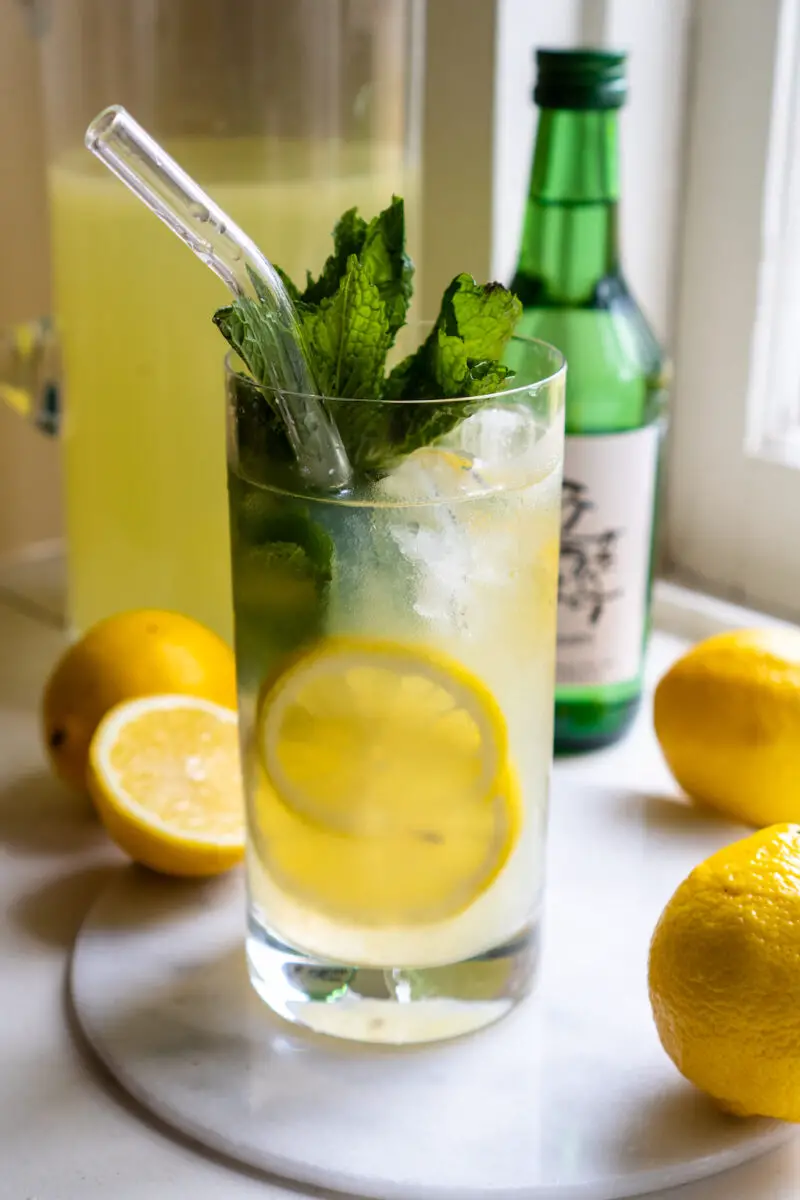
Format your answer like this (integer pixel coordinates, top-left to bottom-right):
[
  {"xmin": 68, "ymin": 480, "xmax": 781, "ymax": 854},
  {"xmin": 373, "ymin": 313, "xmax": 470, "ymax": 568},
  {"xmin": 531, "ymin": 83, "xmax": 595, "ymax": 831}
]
[
  {"xmin": 274, "ymin": 266, "xmax": 302, "ymax": 305},
  {"xmin": 363, "ymin": 273, "xmax": 520, "ymax": 472},
  {"xmin": 228, "ymin": 372, "xmax": 294, "ymax": 486},
  {"xmin": 300, "ymin": 198, "xmax": 412, "ymax": 339},
  {"xmin": 230, "ymin": 474, "xmax": 333, "ymax": 681},
  {"xmin": 238, "ymin": 509, "xmax": 333, "ymax": 586},
  {"xmin": 213, "ymin": 298, "xmax": 280, "ymax": 385},
  {"xmin": 440, "ymin": 273, "xmax": 521, "ymax": 361},
  {"xmin": 359, "ymin": 196, "xmax": 414, "ymax": 338},
  {"xmin": 385, "ymin": 401, "xmax": 473, "ymax": 462},
  {"xmin": 302, "ymin": 207, "xmax": 368, "ymax": 306},
  {"xmin": 462, "ymin": 358, "xmax": 516, "ymax": 395},
  {"xmin": 384, "ymin": 274, "xmax": 521, "ymax": 401},
  {"xmin": 362, "ymin": 357, "xmax": 513, "ymax": 476},
  {"xmin": 302, "ymin": 254, "xmax": 391, "ymax": 399},
  {"xmin": 329, "ymin": 398, "xmax": 391, "ymax": 476},
  {"xmin": 246, "ymin": 264, "xmax": 271, "ymax": 302}
]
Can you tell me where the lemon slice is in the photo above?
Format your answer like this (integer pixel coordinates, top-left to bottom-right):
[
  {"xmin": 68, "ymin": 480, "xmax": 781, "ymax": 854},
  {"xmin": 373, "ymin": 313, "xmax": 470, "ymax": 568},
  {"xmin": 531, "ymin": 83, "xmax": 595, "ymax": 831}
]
[
  {"xmin": 255, "ymin": 764, "xmax": 522, "ymax": 926},
  {"xmin": 253, "ymin": 637, "xmax": 520, "ymax": 924},
  {"xmin": 257, "ymin": 637, "xmax": 509, "ymax": 834},
  {"xmin": 87, "ymin": 694, "xmax": 244, "ymax": 877}
]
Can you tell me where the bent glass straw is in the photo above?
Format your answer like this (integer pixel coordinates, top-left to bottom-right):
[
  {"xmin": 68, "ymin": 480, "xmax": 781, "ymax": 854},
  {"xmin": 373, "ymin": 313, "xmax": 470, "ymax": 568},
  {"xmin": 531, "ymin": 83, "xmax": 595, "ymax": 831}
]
[{"xmin": 85, "ymin": 105, "xmax": 352, "ymax": 490}]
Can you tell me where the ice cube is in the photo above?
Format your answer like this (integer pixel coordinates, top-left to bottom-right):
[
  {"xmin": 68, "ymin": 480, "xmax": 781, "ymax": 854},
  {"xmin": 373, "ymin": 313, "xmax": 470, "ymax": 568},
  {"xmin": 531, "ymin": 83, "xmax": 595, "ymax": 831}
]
[
  {"xmin": 376, "ymin": 446, "xmax": 489, "ymax": 505},
  {"xmin": 371, "ymin": 451, "xmax": 472, "ymax": 628},
  {"xmin": 442, "ymin": 403, "xmax": 562, "ymax": 490}
]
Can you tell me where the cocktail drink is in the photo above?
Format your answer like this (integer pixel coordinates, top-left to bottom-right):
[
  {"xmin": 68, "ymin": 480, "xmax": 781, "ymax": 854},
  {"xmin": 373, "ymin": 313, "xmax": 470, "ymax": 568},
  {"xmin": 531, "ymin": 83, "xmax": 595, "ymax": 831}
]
[
  {"xmin": 229, "ymin": 335, "xmax": 565, "ymax": 1043},
  {"xmin": 80, "ymin": 107, "xmax": 565, "ymax": 1045}
]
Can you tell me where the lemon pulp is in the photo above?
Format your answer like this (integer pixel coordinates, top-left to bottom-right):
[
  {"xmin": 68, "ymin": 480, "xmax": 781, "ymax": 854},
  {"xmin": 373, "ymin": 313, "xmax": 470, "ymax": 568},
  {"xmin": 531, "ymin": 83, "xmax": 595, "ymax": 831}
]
[
  {"xmin": 88, "ymin": 694, "xmax": 244, "ymax": 877},
  {"xmin": 253, "ymin": 637, "xmax": 521, "ymax": 926}
]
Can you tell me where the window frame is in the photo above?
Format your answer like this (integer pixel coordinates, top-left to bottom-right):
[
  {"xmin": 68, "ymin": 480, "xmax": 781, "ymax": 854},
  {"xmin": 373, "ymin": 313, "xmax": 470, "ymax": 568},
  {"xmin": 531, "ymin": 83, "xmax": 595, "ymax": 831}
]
[{"xmin": 664, "ymin": 0, "xmax": 800, "ymax": 618}]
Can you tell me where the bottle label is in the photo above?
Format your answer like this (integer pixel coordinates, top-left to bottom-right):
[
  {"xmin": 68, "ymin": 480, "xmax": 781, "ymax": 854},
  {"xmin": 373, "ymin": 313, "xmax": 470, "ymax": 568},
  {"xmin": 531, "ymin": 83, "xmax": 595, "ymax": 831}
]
[{"xmin": 556, "ymin": 426, "xmax": 659, "ymax": 689}]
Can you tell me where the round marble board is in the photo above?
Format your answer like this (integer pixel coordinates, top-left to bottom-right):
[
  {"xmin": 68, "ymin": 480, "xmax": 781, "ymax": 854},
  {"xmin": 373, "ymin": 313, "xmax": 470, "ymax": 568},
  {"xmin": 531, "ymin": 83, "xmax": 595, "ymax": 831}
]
[{"xmin": 70, "ymin": 778, "xmax": 793, "ymax": 1199}]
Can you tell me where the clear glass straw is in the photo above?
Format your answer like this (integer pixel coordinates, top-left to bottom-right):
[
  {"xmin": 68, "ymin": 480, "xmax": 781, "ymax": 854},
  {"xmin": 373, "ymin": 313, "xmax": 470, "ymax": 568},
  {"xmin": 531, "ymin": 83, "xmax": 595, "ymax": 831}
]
[{"xmin": 85, "ymin": 105, "xmax": 351, "ymax": 490}]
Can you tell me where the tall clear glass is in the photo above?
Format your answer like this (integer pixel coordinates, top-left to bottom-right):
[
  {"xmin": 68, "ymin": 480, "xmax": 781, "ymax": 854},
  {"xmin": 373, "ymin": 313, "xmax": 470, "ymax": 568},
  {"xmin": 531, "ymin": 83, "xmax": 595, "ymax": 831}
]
[
  {"xmin": 227, "ymin": 336, "xmax": 566, "ymax": 1044},
  {"xmin": 5, "ymin": 0, "xmax": 422, "ymax": 641}
]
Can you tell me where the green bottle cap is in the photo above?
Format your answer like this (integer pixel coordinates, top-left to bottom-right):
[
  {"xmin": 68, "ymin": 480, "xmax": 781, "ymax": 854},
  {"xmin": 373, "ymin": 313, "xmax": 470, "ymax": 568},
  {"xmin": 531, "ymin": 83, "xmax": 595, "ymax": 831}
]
[{"xmin": 534, "ymin": 49, "xmax": 627, "ymax": 111}]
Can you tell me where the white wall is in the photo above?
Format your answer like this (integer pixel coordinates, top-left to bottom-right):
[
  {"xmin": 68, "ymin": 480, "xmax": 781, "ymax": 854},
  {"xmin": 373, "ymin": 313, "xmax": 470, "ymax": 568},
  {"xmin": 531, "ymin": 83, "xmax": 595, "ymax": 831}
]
[{"xmin": 608, "ymin": 0, "xmax": 693, "ymax": 340}]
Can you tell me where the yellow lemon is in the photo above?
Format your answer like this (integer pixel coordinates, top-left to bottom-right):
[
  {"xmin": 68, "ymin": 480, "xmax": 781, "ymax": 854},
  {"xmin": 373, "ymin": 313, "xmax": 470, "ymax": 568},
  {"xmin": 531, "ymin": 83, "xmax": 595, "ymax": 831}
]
[
  {"xmin": 649, "ymin": 824, "xmax": 800, "ymax": 1120},
  {"xmin": 654, "ymin": 628, "xmax": 800, "ymax": 825},
  {"xmin": 42, "ymin": 610, "xmax": 237, "ymax": 792},
  {"xmin": 87, "ymin": 694, "xmax": 244, "ymax": 877},
  {"xmin": 256, "ymin": 765, "xmax": 522, "ymax": 927},
  {"xmin": 253, "ymin": 637, "xmax": 520, "ymax": 924}
]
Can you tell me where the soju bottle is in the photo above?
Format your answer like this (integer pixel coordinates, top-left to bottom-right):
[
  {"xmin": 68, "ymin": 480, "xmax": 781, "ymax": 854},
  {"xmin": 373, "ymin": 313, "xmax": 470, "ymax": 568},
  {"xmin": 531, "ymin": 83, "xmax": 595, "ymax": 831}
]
[{"xmin": 511, "ymin": 49, "xmax": 667, "ymax": 752}]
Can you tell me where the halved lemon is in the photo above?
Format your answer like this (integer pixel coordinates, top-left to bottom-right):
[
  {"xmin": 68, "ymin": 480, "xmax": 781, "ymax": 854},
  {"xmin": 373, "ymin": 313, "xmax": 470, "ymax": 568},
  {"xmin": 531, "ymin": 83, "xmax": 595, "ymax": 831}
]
[
  {"xmin": 87, "ymin": 694, "xmax": 244, "ymax": 877},
  {"xmin": 255, "ymin": 764, "xmax": 522, "ymax": 926},
  {"xmin": 253, "ymin": 637, "xmax": 521, "ymax": 924}
]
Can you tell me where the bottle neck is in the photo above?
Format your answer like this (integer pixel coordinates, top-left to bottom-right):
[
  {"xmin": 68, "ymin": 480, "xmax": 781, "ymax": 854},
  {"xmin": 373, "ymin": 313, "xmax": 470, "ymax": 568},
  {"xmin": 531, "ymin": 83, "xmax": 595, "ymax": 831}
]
[{"xmin": 513, "ymin": 108, "xmax": 620, "ymax": 306}]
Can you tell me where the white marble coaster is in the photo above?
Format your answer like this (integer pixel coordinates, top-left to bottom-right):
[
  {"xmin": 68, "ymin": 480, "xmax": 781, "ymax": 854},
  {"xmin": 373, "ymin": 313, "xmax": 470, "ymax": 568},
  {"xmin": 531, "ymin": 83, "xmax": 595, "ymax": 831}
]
[{"xmin": 70, "ymin": 781, "xmax": 793, "ymax": 1198}]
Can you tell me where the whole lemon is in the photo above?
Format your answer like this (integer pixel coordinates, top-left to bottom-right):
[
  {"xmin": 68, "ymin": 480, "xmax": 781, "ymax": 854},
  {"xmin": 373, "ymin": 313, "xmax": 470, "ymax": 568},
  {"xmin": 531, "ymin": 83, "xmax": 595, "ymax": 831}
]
[
  {"xmin": 42, "ymin": 610, "xmax": 237, "ymax": 791},
  {"xmin": 649, "ymin": 824, "xmax": 800, "ymax": 1120},
  {"xmin": 654, "ymin": 628, "xmax": 800, "ymax": 826}
]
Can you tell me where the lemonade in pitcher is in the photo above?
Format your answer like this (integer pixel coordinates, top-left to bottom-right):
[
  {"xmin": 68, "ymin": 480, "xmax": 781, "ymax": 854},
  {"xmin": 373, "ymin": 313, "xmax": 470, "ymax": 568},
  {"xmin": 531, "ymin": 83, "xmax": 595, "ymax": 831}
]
[
  {"xmin": 10, "ymin": 0, "xmax": 424, "ymax": 639},
  {"xmin": 50, "ymin": 142, "xmax": 415, "ymax": 639}
]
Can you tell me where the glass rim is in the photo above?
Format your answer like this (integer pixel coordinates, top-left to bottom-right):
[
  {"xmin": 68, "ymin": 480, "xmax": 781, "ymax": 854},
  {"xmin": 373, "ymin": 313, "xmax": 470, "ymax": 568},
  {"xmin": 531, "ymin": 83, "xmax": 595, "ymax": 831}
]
[{"xmin": 224, "ymin": 332, "xmax": 565, "ymax": 407}]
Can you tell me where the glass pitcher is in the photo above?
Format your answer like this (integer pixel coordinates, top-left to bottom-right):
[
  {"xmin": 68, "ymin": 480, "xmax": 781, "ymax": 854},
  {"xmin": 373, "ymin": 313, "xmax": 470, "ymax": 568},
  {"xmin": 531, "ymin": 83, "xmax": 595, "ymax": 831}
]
[{"xmin": 2, "ymin": 0, "xmax": 423, "ymax": 642}]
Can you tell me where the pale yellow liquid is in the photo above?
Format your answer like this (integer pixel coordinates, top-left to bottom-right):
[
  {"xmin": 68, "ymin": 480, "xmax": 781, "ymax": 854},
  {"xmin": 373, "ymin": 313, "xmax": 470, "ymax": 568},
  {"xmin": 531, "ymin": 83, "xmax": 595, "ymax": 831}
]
[
  {"xmin": 239, "ymin": 441, "xmax": 563, "ymax": 969},
  {"xmin": 49, "ymin": 140, "xmax": 416, "ymax": 641}
]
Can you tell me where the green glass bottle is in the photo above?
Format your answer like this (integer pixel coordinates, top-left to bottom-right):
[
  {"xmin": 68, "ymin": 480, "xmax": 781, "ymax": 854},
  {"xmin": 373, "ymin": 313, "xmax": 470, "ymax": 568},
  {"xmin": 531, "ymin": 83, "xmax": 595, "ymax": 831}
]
[{"xmin": 511, "ymin": 49, "xmax": 667, "ymax": 752}]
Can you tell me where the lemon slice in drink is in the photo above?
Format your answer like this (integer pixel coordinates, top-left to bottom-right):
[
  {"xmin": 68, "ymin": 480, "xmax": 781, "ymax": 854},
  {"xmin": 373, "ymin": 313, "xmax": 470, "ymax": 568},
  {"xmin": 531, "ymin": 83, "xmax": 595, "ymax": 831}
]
[
  {"xmin": 256, "ymin": 764, "xmax": 522, "ymax": 926},
  {"xmin": 257, "ymin": 637, "xmax": 509, "ymax": 833},
  {"xmin": 254, "ymin": 638, "xmax": 521, "ymax": 924},
  {"xmin": 88, "ymin": 694, "xmax": 244, "ymax": 877}
]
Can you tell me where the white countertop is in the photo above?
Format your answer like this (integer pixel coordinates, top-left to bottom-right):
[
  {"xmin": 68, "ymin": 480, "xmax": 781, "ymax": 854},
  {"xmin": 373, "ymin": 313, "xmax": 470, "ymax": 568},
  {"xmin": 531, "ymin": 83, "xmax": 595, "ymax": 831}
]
[{"xmin": 1, "ymin": 587, "xmax": 798, "ymax": 1199}]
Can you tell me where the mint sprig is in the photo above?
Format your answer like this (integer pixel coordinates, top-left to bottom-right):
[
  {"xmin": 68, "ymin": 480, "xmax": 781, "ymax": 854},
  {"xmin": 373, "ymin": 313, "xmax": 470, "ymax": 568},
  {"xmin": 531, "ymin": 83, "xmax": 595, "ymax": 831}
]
[{"xmin": 214, "ymin": 196, "xmax": 521, "ymax": 484}]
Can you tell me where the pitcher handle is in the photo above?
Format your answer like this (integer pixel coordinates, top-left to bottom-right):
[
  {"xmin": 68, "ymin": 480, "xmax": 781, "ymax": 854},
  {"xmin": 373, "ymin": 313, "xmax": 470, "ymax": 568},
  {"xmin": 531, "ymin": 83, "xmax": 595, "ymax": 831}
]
[{"xmin": 0, "ymin": 317, "xmax": 60, "ymax": 435}]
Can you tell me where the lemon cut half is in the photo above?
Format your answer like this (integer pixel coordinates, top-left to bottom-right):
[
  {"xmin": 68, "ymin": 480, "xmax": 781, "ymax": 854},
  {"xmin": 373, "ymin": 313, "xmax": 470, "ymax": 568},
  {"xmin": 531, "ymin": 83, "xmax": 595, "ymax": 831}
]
[{"xmin": 88, "ymin": 694, "xmax": 244, "ymax": 877}]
